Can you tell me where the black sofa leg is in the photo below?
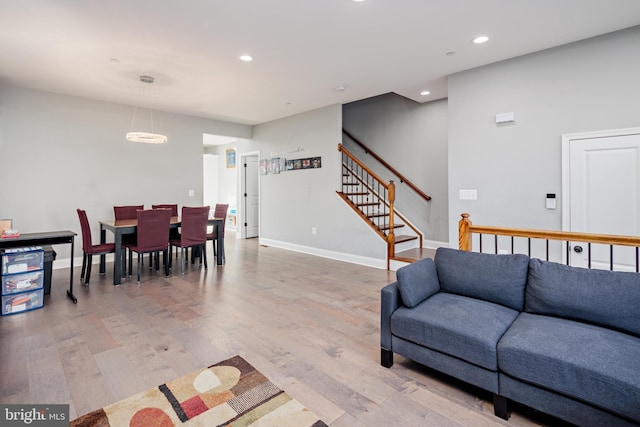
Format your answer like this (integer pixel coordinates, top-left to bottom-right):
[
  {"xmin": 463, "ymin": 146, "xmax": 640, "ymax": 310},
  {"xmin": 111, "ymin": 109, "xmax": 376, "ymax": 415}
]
[
  {"xmin": 381, "ymin": 348, "xmax": 393, "ymax": 368},
  {"xmin": 493, "ymin": 394, "xmax": 510, "ymax": 420}
]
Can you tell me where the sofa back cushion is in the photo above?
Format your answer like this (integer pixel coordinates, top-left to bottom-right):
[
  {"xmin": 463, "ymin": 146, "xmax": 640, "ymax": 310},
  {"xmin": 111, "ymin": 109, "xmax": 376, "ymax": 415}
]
[
  {"xmin": 526, "ymin": 258, "xmax": 640, "ymax": 337},
  {"xmin": 434, "ymin": 248, "xmax": 529, "ymax": 311},
  {"xmin": 396, "ymin": 257, "xmax": 440, "ymax": 308}
]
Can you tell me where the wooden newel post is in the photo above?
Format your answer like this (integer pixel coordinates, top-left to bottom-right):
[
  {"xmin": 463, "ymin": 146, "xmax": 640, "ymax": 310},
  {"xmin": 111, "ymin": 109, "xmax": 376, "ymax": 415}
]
[
  {"xmin": 388, "ymin": 181, "xmax": 396, "ymax": 259},
  {"xmin": 459, "ymin": 213, "xmax": 472, "ymax": 251}
]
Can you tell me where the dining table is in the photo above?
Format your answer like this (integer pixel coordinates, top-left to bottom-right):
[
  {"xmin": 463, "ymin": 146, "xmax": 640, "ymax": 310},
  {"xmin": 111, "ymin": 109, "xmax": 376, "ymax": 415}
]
[{"xmin": 98, "ymin": 216, "xmax": 224, "ymax": 285}]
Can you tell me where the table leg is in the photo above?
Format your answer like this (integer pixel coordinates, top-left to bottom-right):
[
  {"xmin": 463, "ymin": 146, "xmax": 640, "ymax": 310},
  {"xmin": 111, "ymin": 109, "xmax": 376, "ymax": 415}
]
[
  {"xmin": 99, "ymin": 226, "xmax": 106, "ymax": 274},
  {"xmin": 113, "ymin": 231, "xmax": 122, "ymax": 285},
  {"xmin": 66, "ymin": 236, "xmax": 78, "ymax": 303}
]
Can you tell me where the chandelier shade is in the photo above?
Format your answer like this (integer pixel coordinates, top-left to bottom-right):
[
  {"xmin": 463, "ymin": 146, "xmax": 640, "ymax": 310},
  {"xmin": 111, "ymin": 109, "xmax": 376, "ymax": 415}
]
[{"xmin": 126, "ymin": 75, "xmax": 168, "ymax": 144}]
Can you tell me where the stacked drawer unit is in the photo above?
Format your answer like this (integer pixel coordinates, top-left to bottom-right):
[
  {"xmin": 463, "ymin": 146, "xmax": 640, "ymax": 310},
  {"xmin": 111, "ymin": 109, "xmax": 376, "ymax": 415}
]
[{"xmin": 2, "ymin": 247, "xmax": 45, "ymax": 315}]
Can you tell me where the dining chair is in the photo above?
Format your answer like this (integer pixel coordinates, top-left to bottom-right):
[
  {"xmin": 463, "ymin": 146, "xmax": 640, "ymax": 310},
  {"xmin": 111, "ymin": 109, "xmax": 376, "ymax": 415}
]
[
  {"xmin": 151, "ymin": 204, "xmax": 178, "ymax": 216},
  {"xmin": 206, "ymin": 204, "xmax": 228, "ymax": 261},
  {"xmin": 124, "ymin": 208, "xmax": 172, "ymax": 284},
  {"xmin": 77, "ymin": 209, "xmax": 116, "ymax": 285},
  {"xmin": 114, "ymin": 205, "xmax": 143, "ymax": 276},
  {"xmin": 169, "ymin": 206, "xmax": 209, "ymax": 274},
  {"xmin": 152, "ymin": 204, "xmax": 179, "ymax": 268}
]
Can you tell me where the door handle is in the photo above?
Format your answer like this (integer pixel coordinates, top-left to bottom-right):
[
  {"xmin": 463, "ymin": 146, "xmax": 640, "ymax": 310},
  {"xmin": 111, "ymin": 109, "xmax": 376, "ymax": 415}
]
[{"xmin": 573, "ymin": 245, "xmax": 583, "ymax": 253}]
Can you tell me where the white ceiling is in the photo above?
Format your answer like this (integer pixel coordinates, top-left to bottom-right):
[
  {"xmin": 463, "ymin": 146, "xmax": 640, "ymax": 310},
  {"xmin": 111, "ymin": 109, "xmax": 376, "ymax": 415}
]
[{"xmin": 1, "ymin": 0, "xmax": 640, "ymax": 126}]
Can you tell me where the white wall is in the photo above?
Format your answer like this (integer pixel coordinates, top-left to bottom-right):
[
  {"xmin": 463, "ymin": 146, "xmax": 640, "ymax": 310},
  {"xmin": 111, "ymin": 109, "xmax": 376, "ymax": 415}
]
[
  {"xmin": 0, "ymin": 85, "xmax": 251, "ymax": 262},
  {"xmin": 212, "ymin": 104, "xmax": 387, "ymax": 264},
  {"xmin": 447, "ymin": 26, "xmax": 640, "ymax": 246},
  {"xmin": 342, "ymin": 94, "xmax": 449, "ymax": 244},
  {"xmin": 203, "ymin": 154, "xmax": 219, "ymax": 211}
]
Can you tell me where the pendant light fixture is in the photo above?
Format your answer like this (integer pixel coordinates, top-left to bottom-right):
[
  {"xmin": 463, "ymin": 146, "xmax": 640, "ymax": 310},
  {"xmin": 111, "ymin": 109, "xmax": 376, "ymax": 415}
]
[{"xmin": 126, "ymin": 75, "xmax": 168, "ymax": 144}]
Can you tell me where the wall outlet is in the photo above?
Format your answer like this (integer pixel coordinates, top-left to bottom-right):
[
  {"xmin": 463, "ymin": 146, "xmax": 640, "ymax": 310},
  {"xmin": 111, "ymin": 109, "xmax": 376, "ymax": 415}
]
[
  {"xmin": 311, "ymin": 227, "xmax": 317, "ymax": 235},
  {"xmin": 459, "ymin": 189, "xmax": 477, "ymax": 200},
  {"xmin": 188, "ymin": 189, "xmax": 195, "ymax": 197}
]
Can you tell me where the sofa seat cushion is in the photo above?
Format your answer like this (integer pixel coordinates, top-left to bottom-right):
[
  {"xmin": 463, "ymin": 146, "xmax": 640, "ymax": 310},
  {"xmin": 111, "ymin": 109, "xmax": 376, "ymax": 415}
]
[
  {"xmin": 498, "ymin": 313, "xmax": 640, "ymax": 421},
  {"xmin": 391, "ymin": 292, "xmax": 519, "ymax": 370}
]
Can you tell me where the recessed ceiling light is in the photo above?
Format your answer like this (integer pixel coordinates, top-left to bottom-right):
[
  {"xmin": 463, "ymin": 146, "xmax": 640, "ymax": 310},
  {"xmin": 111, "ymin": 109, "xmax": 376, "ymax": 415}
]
[
  {"xmin": 352, "ymin": 0, "xmax": 366, "ymax": 2},
  {"xmin": 420, "ymin": 91, "xmax": 431, "ymax": 96},
  {"xmin": 472, "ymin": 36, "xmax": 489, "ymax": 44},
  {"xmin": 239, "ymin": 55, "xmax": 253, "ymax": 62}
]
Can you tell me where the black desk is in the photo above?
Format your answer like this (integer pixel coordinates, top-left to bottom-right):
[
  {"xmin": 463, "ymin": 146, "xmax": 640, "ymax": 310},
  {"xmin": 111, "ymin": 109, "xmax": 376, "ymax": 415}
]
[{"xmin": 0, "ymin": 231, "xmax": 77, "ymax": 303}]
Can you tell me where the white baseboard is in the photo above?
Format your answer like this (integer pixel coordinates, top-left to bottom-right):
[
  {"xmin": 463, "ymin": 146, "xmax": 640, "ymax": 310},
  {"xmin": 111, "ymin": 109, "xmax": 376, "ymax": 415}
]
[
  {"xmin": 51, "ymin": 254, "xmax": 117, "ymax": 270},
  {"xmin": 423, "ymin": 239, "xmax": 450, "ymax": 249},
  {"xmin": 259, "ymin": 238, "xmax": 387, "ymax": 270}
]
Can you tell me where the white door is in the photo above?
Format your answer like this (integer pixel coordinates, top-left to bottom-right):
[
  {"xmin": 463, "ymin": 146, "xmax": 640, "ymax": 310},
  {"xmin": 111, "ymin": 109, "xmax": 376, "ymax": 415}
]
[
  {"xmin": 243, "ymin": 155, "xmax": 260, "ymax": 238},
  {"xmin": 564, "ymin": 128, "xmax": 640, "ymax": 270}
]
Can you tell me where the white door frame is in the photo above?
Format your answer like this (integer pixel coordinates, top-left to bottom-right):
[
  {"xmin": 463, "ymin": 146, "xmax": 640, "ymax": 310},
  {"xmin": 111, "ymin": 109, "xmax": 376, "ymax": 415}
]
[
  {"xmin": 236, "ymin": 150, "xmax": 261, "ymax": 239},
  {"xmin": 561, "ymin": 126, "xmax": 640, "ymax": 233}
]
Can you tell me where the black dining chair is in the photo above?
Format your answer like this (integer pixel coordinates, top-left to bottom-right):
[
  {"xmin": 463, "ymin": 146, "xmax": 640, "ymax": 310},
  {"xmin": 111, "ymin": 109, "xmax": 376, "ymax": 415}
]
[
  {"xmin": 124, "ymin": 208, "xmax": 172, "ymax": 283},
  {"xmin": 169, "ymin": 206, "xmax": 209, "ymax": 274},
  {"xmin": 77, "ymin": 209, "xmax": 116, "ymax": 285}
]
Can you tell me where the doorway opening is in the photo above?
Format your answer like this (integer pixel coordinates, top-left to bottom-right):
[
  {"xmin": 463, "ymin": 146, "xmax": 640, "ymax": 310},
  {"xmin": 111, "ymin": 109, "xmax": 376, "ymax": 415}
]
[{"xmin": 238, "ymin": 151, "xmax": 260, "ymax": 239}]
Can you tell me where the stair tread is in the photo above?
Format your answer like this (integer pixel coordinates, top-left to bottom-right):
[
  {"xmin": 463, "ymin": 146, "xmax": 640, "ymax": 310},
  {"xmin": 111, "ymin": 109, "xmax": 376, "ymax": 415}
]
[
  {"xmin": 367, "ymin": 213, "xmax": 389, "ymax": 218},
  {"xmin": 379, "ymin": 223, "xmax": 404, "ymax": 230},
  {"xmin": 394, "ymin": 234, "xmax": 418, "ymax": 243}
]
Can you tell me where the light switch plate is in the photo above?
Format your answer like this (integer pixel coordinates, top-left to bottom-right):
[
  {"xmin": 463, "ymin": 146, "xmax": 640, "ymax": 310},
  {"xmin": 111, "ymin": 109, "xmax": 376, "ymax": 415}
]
[{"xmin": 459, "ymin": 189, "xmax": 477, "ymax": 200}]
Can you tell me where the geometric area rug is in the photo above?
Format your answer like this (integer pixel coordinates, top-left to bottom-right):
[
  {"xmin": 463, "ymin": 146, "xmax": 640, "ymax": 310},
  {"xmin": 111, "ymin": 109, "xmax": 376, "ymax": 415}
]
[{"xmin": 70, "ymin": 355, "xmax": 328, "ymax": 427}]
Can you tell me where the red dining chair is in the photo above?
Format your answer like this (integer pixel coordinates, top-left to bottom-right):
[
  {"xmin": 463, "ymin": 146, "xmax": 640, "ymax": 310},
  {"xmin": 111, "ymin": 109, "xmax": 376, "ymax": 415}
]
[
  {"xmin": 124, "ymin": 208, "xmax": 172, "ymax": 283},
  {"xmin": 152, "ymin": 204, "xmax": 179, "ymax": 268},
  {"xmin": 152, "ymin": 204, "xmax": 178, "ymax": 216},
  {"xmin": 114, "ymin": 205, "xmax": 143, "ymax": 276},
  {"xmin": 170, "ymin": 206, "xmax": 209, "ymax": 274},
  {"xmin": 77, "ymin": 209, "xmax": 116, "ymax": 286},
  {"xmin": 206, "ymin": 204, "xmax": 228, "ymax": 261}
]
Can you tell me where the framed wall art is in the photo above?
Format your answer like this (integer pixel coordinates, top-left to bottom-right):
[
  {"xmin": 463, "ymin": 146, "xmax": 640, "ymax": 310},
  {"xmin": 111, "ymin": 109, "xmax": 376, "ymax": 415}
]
[{"xmin": 226, "ymin": 148, "xmax": 236, "ymax": 168}]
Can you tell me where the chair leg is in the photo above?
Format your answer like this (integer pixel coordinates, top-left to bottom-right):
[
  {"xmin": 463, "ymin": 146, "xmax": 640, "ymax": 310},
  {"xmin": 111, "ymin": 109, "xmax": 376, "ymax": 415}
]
[
  {"xmin": 181, "ymin": 248, "xmax": 185, "ymax": 275},
  {"xmin": 80, "ymin": 253, "xmax": 87, "ymax": 280},
  {"xmin": 163, "ymin": 250, "xmax": 169, "ymax": 276},
  {"xmin": 168, "ymin": 245, "xmax": 173, "ymax": 270},
  {"xmin": 128, "ymin": 248, "xmax": 133, "ymax": 277},
  {"xmin": 137, "ymin": 253, "xmax": 142, "ymax": 284},
  {"xmin": 203, "ymin": 244, "xmax": 208, "ymax": 270},
  {"xmin": 85, "ymin": 254, "xmax": 93, "ymax": 285}
]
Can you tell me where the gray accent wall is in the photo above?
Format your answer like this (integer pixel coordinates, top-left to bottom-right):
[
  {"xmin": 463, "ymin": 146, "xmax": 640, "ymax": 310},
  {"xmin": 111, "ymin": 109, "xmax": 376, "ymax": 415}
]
[
  {"xmin": 448, "ymin": 26, "xmax": 640, "ymax": 246},
  {"xmin": 0, "ymin": 85, "xmax": 251, "ymax": 260},
  {"xmin": 342, "ymin": 93, "xmax": 449, "ymax": 243}
]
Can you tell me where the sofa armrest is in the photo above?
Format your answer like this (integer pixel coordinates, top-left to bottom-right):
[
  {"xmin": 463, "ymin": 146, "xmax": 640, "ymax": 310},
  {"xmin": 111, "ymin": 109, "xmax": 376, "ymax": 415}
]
[{"xmin": 381, "ymin": 282, "xmax": 402, "ymax": 350}]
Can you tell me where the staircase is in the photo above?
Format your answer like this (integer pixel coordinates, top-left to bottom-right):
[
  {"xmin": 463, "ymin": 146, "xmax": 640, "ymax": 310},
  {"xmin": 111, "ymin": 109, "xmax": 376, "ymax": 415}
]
[{"xmin": 337, "ymin": 143, "xmax": 423, "ymax": 269}]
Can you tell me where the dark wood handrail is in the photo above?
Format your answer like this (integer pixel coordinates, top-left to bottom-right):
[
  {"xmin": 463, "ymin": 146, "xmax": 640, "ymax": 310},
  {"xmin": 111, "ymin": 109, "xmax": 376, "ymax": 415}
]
[{"xmin": 342, "ymin": 128, "xmax": 431, "ymax": 201}]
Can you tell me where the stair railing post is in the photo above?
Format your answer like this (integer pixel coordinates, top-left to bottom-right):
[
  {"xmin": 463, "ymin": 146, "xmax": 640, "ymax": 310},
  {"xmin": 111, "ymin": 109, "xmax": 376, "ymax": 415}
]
[
  {"xmin": 388, "ymin": 180, "xmax": 396, "ymax": 261},
  {"xmin": 459, "ymin": 213, "xmax": 472, "ymax": 251}
]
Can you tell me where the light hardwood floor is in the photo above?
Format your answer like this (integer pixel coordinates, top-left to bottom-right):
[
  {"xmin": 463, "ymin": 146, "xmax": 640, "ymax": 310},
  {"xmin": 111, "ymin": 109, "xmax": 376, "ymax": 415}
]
[{"xmin": 0, "ymin": 234, "xmax": 569, "ymax": 426}]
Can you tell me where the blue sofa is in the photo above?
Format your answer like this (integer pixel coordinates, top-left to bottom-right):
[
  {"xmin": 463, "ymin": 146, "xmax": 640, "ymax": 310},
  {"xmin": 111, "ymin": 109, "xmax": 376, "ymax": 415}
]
[{"xmin": 380, "ymin": 247, "xmax": 640, "ymax": 426}]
